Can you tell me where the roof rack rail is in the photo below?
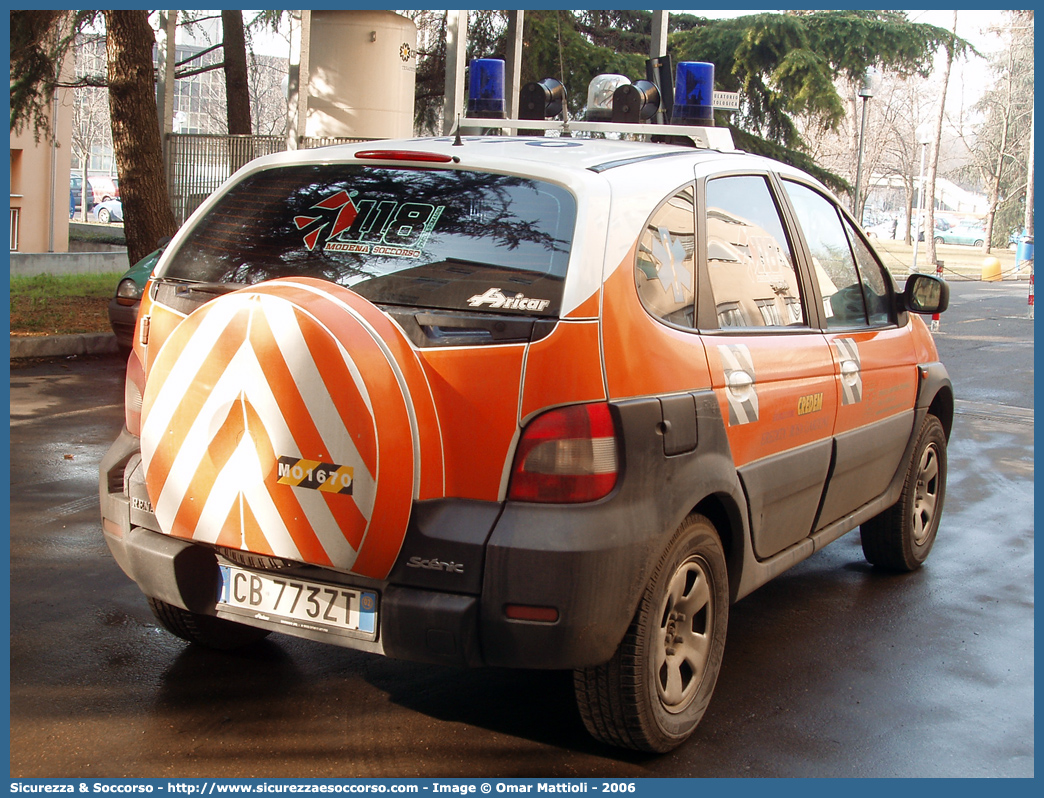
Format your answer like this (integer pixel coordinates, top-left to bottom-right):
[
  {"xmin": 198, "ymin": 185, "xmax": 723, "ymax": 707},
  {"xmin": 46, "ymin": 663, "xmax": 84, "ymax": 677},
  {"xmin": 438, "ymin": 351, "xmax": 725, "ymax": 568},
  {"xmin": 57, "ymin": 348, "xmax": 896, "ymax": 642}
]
[{"xmin": 458, "ymin": 117, "xmax": 737, "ymax": 151}]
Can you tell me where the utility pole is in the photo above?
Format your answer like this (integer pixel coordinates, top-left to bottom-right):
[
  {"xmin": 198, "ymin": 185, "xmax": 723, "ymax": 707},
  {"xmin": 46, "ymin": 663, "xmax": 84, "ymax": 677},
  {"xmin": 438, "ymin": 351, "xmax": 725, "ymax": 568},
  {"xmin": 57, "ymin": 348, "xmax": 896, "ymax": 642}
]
[
  {"xmin": 852, "ymin": 68, "xmax": 876, "ymax": 218},
  {"xmin": 1024, "ymin": 107, "xmax": 1034, "ymax": 238},
  {"xmin": 286, "ymin": 10, "xmax": 311, "ymax": 150},
  {"xmin": 443, "ymin": 10, "xmax": 468, "ymax": 134},
  {"xmin": 505, "ymin": 11, "xmax": 524, "ymax": 120}
]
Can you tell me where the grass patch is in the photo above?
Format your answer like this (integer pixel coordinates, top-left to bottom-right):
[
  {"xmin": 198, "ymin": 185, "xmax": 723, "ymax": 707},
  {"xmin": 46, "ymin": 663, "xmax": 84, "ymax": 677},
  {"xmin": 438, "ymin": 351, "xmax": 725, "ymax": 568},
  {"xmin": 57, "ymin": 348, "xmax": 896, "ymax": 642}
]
[
  {"xmin": 9, "ymin": 272, "xmax": 122, "ymax": 336},
  {"xmin": 871, "ymin": 239, "xmax": 1019, "ymax": 280}
]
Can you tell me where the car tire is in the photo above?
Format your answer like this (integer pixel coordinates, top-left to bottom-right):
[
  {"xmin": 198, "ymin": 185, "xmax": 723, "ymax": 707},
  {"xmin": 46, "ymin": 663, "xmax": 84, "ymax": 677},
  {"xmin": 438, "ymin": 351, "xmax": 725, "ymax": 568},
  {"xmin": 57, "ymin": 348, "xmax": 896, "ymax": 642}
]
[
  {"xmin": 974, "ymin": 239, "xmax": 984, "ymax": 247},
  {"xmin": 934, "ymin": 237, "xmax": 944, "ymax": 246},
  {"xmin": 98, "ymin": 208, "xmax": 110, "ymax": 224},
  {"xmin": 147, "ymin": 597, "xmax": 270, "ymax": 650},
  {"xmin": 860, "ymin": 414, "xmax": 947, "ymax": 571},
  {"xmin": 573, "ymin": 513, "xmax": 729, "ymax": 752}
]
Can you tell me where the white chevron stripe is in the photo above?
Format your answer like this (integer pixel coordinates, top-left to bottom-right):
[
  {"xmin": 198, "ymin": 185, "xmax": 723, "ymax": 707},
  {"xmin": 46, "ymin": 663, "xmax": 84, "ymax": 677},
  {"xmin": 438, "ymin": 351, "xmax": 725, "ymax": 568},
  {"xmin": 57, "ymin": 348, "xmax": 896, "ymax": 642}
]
[
  {"xmin": 141, "ymin": 300, "xmax": 245, "ymax": 462},
  {"xmin": 153, "ymin": 336, "xmax": 276, "ymax": 533},
  {"xmin": 147, "ymin": 295, "xmax": 377, "ymax": 569},
  {"xmin": 262, "ymin": 296, "xmax": 377, "ymax": 520},
  {"xmin": 183, "ymin": 340, "xmax": 359, "ymax": 567},
  {"xmin": 277, "ymin": 279, "xmax": 422, "ymax": 501}
]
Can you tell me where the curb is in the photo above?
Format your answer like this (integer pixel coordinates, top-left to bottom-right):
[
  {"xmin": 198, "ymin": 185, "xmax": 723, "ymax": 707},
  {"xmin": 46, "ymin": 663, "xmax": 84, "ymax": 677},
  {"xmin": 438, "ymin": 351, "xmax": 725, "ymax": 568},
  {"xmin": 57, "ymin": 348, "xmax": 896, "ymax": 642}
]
[{"xmin": 10, "ymin": 332, "xmax": 119, "ymax": 359}]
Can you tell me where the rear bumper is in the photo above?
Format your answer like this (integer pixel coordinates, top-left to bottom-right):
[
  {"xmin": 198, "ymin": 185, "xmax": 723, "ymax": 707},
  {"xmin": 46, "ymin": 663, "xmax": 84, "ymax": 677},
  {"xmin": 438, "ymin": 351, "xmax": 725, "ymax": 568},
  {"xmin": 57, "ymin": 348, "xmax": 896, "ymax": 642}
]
[
  {"xmin": 99, "ymin": 501, "xmax": 650, "ymax": 671},
  {"xmin": 99, "ymin": 402, "xmax": 682, "ymax": 670}
]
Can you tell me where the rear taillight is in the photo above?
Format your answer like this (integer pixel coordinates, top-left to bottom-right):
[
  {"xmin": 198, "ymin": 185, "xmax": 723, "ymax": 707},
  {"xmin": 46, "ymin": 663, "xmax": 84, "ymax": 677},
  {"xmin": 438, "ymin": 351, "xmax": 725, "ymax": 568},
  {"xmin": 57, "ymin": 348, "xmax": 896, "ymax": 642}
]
[
  {"xmin": 125, "ymin": 350, "xmax": 145, "ymax": 437},
  {"xmin": 508, "ymin": 403, "xmax": 618, "ymax": 503}
]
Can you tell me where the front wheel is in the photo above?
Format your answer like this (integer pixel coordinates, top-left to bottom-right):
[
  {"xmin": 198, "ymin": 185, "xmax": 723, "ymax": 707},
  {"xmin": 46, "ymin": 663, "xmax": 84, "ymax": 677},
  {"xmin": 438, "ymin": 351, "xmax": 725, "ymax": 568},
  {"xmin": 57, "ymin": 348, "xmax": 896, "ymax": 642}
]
[
  {"xmin": 97, "ymin": 208, "xmax": 110, "ymax": 224},
  {"xmin": 861, "ymin": 414, "xmax": 947, "ymax": 571},
  {"xmin": 574, "ymin": 513, "xmax": 729, "ymax": 752},
  {"xmin": 148, "ymin": 597, "xmax": 270, "ymax": 650}
]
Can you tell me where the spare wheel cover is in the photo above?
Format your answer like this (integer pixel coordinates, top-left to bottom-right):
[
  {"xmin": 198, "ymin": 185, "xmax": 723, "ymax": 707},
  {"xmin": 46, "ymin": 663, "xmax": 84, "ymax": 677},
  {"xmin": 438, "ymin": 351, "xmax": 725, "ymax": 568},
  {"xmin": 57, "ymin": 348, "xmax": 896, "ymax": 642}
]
[{"xmin": 140, "ymin": 278, "xmax": 421, "ymax": 579}]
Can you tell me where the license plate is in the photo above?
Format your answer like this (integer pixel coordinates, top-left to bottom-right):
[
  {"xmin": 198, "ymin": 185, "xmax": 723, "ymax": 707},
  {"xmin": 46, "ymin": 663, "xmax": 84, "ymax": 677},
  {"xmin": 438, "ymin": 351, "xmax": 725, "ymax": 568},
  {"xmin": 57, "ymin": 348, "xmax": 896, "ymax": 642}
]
[{"xmin": 218, "ymin": 565, "xmax": 377, "ymax": 640}]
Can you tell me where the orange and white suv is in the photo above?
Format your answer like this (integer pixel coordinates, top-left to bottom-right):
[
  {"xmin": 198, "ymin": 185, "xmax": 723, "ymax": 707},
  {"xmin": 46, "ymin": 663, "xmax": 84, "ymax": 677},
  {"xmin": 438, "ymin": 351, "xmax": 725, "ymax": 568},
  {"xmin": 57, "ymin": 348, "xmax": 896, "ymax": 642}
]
[{"xmin": 100, "ymin": 126, "xmax": 951, "ymax": 752}]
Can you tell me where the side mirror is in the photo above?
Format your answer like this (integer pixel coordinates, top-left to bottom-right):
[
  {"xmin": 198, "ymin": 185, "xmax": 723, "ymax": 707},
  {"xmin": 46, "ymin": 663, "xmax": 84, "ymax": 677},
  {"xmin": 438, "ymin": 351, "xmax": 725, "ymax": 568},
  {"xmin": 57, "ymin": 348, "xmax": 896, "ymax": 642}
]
[{"xmin": 903, "ymin": 273, "xmax": 949, "ymax": 315}]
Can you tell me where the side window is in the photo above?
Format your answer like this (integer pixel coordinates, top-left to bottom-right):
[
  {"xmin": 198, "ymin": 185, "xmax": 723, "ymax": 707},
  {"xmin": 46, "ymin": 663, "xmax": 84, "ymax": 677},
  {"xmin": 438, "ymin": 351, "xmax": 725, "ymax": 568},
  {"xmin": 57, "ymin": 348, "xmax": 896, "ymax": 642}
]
[
  {"xmin": 635, "ymin": 186, "xmax": 696, "ymax": 328},
  {"xmin": 704, "ymin": 175, "xmax": 805, "ymax": 329},
  {"xmin": 844, "ymin": 219, "xmax": 893, "ymax": 326},
  {"xmin": 782, "ymin": 180, "xmax": 869, "ymax": 328}
]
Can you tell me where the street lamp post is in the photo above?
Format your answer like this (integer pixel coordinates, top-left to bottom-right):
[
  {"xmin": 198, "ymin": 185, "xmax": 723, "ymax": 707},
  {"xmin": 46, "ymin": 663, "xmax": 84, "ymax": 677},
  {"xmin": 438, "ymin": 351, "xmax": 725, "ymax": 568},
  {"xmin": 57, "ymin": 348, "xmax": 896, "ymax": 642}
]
[
  {"xmin": 852, "ymin": 68, "xmax": 877, "ymax": 219},
  {"xmin": 911, "ymin": 124, "xmax": 931, "ymax": 274}
]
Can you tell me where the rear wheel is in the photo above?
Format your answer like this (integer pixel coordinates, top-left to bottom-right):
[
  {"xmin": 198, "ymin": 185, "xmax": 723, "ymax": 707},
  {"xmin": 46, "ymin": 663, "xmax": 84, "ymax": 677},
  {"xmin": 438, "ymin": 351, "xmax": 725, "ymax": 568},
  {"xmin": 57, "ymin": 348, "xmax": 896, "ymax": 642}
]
[
  {"xmin": 973, "ymin": 239, "xmax": 984, "ymax": 247},
  {"xmin": 574, "ymin": 513, "xmax": 728, "ymax": 752},
  {"xmin": 148, "ymin": 597, "xmax": 270, "ymax": 650},
  {"xmin": 861, "ymin": 414, "xmax": 947, "ymax": 571}
]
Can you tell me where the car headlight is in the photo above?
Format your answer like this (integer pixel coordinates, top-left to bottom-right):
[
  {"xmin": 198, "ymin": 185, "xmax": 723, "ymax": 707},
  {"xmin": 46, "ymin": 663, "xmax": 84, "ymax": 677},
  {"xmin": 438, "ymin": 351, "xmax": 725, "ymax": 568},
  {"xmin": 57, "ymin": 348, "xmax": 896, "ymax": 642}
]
[{"xmin": 115, "ymin": 278, "xmax": 144, "ymax": 306}]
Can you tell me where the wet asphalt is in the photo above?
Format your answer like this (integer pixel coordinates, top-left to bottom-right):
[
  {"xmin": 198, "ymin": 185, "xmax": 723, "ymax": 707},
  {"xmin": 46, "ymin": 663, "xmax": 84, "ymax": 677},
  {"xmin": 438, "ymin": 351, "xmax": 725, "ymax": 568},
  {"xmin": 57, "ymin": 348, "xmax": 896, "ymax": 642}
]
[{"xmin": 7, "ymin": 280, "xmax": 1034, "ymax": 778}]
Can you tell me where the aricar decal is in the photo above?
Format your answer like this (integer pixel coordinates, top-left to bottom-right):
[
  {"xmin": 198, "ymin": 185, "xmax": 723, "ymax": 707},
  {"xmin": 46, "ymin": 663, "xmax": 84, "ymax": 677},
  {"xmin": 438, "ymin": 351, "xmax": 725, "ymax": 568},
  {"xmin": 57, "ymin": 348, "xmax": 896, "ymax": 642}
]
[{"xmin": 467, "ymin": 287, "xmax": 551, "ymax": 312}]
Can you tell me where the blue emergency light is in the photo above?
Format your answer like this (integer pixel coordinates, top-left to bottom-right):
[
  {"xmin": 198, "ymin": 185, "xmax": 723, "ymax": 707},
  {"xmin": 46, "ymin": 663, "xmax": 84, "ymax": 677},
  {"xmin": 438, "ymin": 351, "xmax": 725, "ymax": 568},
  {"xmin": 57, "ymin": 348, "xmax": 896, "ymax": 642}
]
[
  {"xmin": 672, "ymin": 61, "xmax": 715, "ymax": 126},
  {"xmin": 467, "ymin": 58, "xmax": 506, "ymax": 119}
]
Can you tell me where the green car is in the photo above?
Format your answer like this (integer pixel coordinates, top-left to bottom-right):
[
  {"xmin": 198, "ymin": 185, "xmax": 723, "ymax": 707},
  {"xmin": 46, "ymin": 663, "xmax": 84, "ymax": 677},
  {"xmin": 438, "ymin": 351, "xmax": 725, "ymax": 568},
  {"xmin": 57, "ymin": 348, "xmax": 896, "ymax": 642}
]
[
  {"xmin": 108, "ymin": 246, "xmax": 164, "ymax": 354},
  {"xmin": 934, "ymin": 223, "xmax": 986, "ymax": 247}
]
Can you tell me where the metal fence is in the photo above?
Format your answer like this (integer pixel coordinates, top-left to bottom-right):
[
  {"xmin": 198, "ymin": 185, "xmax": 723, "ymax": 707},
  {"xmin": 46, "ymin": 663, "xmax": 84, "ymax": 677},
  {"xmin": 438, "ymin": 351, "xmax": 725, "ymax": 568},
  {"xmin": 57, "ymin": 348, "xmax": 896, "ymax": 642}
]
[{"xmin": 164, "ymin": 133, "xmax": 373, "ymax": 224}]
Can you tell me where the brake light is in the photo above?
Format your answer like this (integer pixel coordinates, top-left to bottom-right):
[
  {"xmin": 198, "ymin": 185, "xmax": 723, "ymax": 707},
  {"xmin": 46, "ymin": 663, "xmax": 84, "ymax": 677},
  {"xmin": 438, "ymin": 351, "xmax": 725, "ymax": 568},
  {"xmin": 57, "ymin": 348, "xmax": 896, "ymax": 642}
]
[
  {"xmin": 355, "ymin": 150, "xmax": 455, "ymax": 163},
  {"xmin": 508, "ymin": 403, "xmax": 618, "ymax": 503},
  {"xmin": 125, "ymin": 350, "xmax": 145, "ymax": 437}
]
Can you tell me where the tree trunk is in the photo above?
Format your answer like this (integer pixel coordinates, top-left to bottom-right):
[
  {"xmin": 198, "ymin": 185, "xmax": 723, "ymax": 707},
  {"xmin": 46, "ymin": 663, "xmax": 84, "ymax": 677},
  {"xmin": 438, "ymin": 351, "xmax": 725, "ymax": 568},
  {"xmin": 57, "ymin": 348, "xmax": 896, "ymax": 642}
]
[
  {"xmin": 222, "ymin": 11, "xmax": 252, "ymax": 135},
  {"xmin": 104, "ymin": 10, "xmax": 177, "ymax": 264},
  {"xmin": 222, "ymin": 10, "xmax": 254, "ymax": 173},
  {"xmin": 982, "ymin": 43, "xmax": 1017, "ymax": 254},
  {"xmin": 924, "ymin": 12, "xmax": 957, "ymax": 268}
]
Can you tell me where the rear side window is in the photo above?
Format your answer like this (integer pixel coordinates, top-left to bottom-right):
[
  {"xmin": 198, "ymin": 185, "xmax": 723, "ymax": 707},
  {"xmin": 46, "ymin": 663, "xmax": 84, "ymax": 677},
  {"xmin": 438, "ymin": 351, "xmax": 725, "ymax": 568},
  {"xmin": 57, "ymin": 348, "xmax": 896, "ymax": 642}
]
[
  {"xmin": 161, "ymin": 164, "xmax": 576, "ymax": 316},
  {"xmin": 635, "ymin": 186, "xmax": 696, "ymax": 328}
]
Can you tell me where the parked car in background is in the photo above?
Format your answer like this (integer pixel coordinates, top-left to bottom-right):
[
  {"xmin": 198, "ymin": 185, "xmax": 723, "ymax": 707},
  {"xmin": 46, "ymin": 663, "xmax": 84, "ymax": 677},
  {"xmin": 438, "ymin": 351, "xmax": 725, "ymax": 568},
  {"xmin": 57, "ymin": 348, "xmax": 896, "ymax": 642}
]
[
  {"xmin": 69, "ymin": 176, "xmax": 94, "ymax": 216},
  {"xmin": 70, "ymin": 173, "xmax": 119, "ymax": 207},
  {"xmin": 93, "ymin": 199, "xmax": 124, "ymax": 224},
  {"xmin": 934, "ymin": 223, "xmax": 986, "ymax": 247},
  {"xmin": 108, "ymin": 244, "xmax": 164, "ymax": 354},
  {"xmin": 863, "ymin": 219, "xmax": 898, "ymax": 239}
]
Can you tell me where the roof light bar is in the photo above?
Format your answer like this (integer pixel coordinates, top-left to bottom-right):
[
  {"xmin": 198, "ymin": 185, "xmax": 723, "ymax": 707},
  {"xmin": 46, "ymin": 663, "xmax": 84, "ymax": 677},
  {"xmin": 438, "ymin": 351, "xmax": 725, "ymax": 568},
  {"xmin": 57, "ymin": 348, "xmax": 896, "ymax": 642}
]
[
  {"xmin": 612, "ymin": 79, "xmax": 660, "ymax": 123},
  {"xmin": 467, "ymin": 58, "xmax": 506, "ymax": 119},
  {"xmin": 585, "ymin": 74, "xmax": 630, "ymax": 121},
  {"xmin": 673, "ymin": 61, "xmax": 716, "ymax": 126}
]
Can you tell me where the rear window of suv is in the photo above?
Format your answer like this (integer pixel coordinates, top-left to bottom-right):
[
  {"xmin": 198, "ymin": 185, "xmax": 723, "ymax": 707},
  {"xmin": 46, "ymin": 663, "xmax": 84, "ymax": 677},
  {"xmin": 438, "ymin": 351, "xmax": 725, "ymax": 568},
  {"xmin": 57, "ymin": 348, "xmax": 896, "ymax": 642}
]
[{"xmin": 160, "ymin": 164, "xmax": 576, "ymax": 317}]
